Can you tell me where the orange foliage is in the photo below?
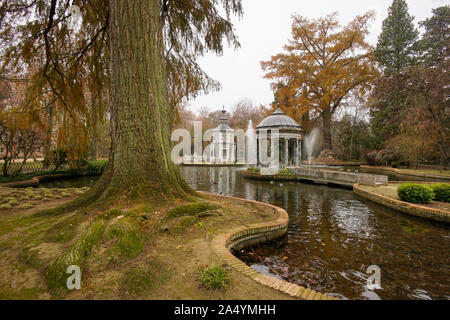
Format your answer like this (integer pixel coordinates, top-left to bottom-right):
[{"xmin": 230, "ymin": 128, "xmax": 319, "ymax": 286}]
[{"xmin": 261, "ymin": 12, "xmax": 379, "ymax": 149}]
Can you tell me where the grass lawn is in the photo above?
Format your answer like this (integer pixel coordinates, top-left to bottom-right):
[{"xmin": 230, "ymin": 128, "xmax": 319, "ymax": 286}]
[
  {"xmin": 363, "ymin": 166, "xmax": 450, "ymax": 178},
  {"xmin": 363, "ymin": 184, "xmax": 450, "ymax": 212},
  {"xmin": 0, "ymin": 187, "xmax": 293, "ymax": 300},
  {"xmin": 396, "ymin": 168, "xmax": 450, "ymax": 177}
]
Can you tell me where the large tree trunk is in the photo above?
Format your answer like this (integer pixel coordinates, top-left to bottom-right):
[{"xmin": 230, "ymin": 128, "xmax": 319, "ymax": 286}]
[
  {"xmin": 322, "ymin": 109, "xmax": 333, "ymax": 151},
  {"xmin": 103, "ymin": 0, "xmax": 192, "ymax": 199},
  {"xmin": 42, "ymin": 0, "xmax": 193, "ymax": 215}
]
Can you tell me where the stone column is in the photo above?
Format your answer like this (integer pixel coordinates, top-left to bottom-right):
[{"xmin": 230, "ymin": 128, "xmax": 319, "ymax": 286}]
[
  {"xmin": 225, "ymin": 137, "xmax": 229, "ymax": 164},
  {"xmin": 218, "ymin": 136, "xmax": 223, "ymax": 163},
  {"xmin": 270, "ymin": 136, "xmax": 279, "ymax": 167},
  {"xmin": 284, "ymin": 138, "xmax": 289, "ymax": 167},
  {"xmin": 295, "ymin": 139, "xmax": 299, "ymax": 167}
]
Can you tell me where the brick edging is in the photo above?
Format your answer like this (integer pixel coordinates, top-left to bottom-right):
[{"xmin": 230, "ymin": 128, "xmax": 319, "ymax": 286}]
[
  {"xmin": 353, "ymin": 184, "xmax": 450, "ymax": 224},
  {"xmin": 199, "ymin": 191, "xmax": 339, "ymax": 300}
]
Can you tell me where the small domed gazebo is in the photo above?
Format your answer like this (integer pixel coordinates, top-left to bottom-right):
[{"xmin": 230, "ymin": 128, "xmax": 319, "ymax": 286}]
[
  {"xmin": 210, "ymin": 108, "xmax": 235, "ymax": 164},
  {"xmin": 256, "ymin": 108, "xmax": 303, "ymax": 167}
]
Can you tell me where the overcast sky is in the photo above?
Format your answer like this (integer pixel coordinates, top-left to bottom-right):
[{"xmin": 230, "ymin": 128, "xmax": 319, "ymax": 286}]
[{"xmin": 187, "ymin": 0, "xmax": 449, "ymax": 114}]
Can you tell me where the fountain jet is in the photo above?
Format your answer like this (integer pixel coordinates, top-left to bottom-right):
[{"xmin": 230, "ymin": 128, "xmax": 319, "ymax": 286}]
[
  {"xmin": 304, "ymin": 128, "xmax": 320, "ymax": 166},
  {"xmin": 246, "ymin": 120, "xmax": 258, "ymax": 166}
]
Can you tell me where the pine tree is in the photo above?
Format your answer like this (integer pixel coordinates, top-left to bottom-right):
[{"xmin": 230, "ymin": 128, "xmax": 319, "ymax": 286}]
[
  {"xmin": 375, "ymin": 0, "xmax": 419, "ymax": 74},
  {"xmin": 371, "ymin": 0, "xmax": 419, "ymax": 148},
  {"xmin": 419, "ymin": 6, "xmax": 450, "ymax": 68}
]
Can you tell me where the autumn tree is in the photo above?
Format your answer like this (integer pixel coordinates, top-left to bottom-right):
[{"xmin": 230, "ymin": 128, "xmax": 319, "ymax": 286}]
[
  {"xmin": 0, "ymin": 81, "xmax": 43, "ymax": 176},
  {"xmin": 0, "ymin": 0, "xmax": 240, "ymax": 177},
  {"xmin": 0, "ymin": 0, "xmax": 243, "ymax": 212},
  {"xmin": 261, "ymin": 12, "xmax": 377, "ymax": 150},
  {"xmin": 228, "ymin": 98, "xmax": 264, "ymax": 129}
]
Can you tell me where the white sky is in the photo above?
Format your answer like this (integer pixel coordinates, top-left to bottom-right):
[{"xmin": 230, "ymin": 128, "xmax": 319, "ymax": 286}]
[{"xmin": 187, "ymin": 0, "xmax": 450, "ymax": 114}]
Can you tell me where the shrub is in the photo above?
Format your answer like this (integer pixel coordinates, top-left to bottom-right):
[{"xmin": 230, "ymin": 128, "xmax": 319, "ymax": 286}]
[
  {"xmin": 200, "ymin": 265, "xmax": 230, "ymax": 290},
  {"xmin": 82, "ymin": 160, "xmax": 107, "ymax": 175},
  {"xmin": 429, "ymin": 183, "xmax": 450, "ymax": 203},
  {"xmin": 44, "ymin": 148, "xmax": 68, "ymax": 172},
  {"xmin": 278, "ymin": 167, "xmax": 293, "ymax": 176},
  {"xmin": 362, "ymin": 149, "xmax": 378, "ymax": 166},
  {"xmin": 397, "ymin": 183, "xmax": 434, "ymax": 204},
  {"xmin": 247, "ymin": 167, "xmax": 260, "ymax": 173}
]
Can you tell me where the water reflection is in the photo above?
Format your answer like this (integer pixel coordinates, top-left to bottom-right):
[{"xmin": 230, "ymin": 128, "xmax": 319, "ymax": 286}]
[{"xmin": 180, "ymin": 166, "xmax": 450, "ymax": 300}]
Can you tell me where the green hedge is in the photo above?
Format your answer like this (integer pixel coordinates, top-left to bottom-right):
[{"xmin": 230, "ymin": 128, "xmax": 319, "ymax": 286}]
[
  {"xmin": 247, "ymin": 167, "xmax": 260, "ymax": 173},
  {"xmin": 397, "ymin": 183, "xmax": 434, "ymax": 204},
  {"xmin": 278, "ymin": 167, "xmax": 293, "ymax": 176},
  {"xmin": 430, "ymin": 183, "xmax": 450, "ymax": 203},
  {"xmin": 80, "ymin": 160, "xmax": 107, "ymax": 176}
]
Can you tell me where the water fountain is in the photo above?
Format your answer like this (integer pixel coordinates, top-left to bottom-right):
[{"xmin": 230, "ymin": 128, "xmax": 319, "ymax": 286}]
[
  {"xmin": 246, "ymin": 120, "xmax": 257, "ymax": 166},
  {"xmin": 304, "ymin": 128, "xmax": 320, "ymax": 166}
]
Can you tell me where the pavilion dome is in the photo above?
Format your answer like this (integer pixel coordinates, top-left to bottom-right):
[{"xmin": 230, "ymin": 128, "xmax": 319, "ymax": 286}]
[
  {"xmin": 257, "ymin": 108, "xmax": 301, "ymax": 129},
  {"xmin": 213, "ymin": 108, "xmax": 234, "ymax": 132}
]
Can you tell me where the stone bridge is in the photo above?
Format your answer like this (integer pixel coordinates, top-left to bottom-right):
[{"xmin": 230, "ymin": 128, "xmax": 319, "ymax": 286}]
[
  {"xmin": 252, "ymin": 167, "xmax": 388, "ymax": 188},
  {"xmin": 289, "ymin": 167, "xmax": 388, "ymax": 187}
]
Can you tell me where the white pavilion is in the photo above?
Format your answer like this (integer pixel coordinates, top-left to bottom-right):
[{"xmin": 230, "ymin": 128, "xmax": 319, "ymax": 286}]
[
  {"xmin": 256, "ymin": 108, "xmax": 303, "ymax": 167},
  {"xmin": 210, "ymin": 108, "xmax": 235, "ymax": 164}
]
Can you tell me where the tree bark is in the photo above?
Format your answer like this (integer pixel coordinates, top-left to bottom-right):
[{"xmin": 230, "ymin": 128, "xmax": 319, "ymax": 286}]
[
  {"xmin": 104, "ymin": 0, "xmax": 192, "ymax": 198},
  {"xmin": 322, "ymin": 109, "xmax": 333, "ymax": 151},
  {"xmin": 42, "ymin": 0, "xmax": 194, "ymax": 214}
]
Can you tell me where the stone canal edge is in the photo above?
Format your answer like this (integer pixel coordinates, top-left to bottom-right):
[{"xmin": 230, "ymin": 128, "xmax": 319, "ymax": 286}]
[
  {"xmin": 353, "ymin": 183, "xmax": 450, "ymax": 224},
  {"xmin": 199, "ymin": 191, "xmax": 339, "ymax": 301}
]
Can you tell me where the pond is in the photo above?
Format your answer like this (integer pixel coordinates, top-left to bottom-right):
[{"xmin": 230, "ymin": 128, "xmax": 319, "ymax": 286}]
[{"xmin": 41, "ymin": 167, "xmax": 450, "ymax": 300}]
